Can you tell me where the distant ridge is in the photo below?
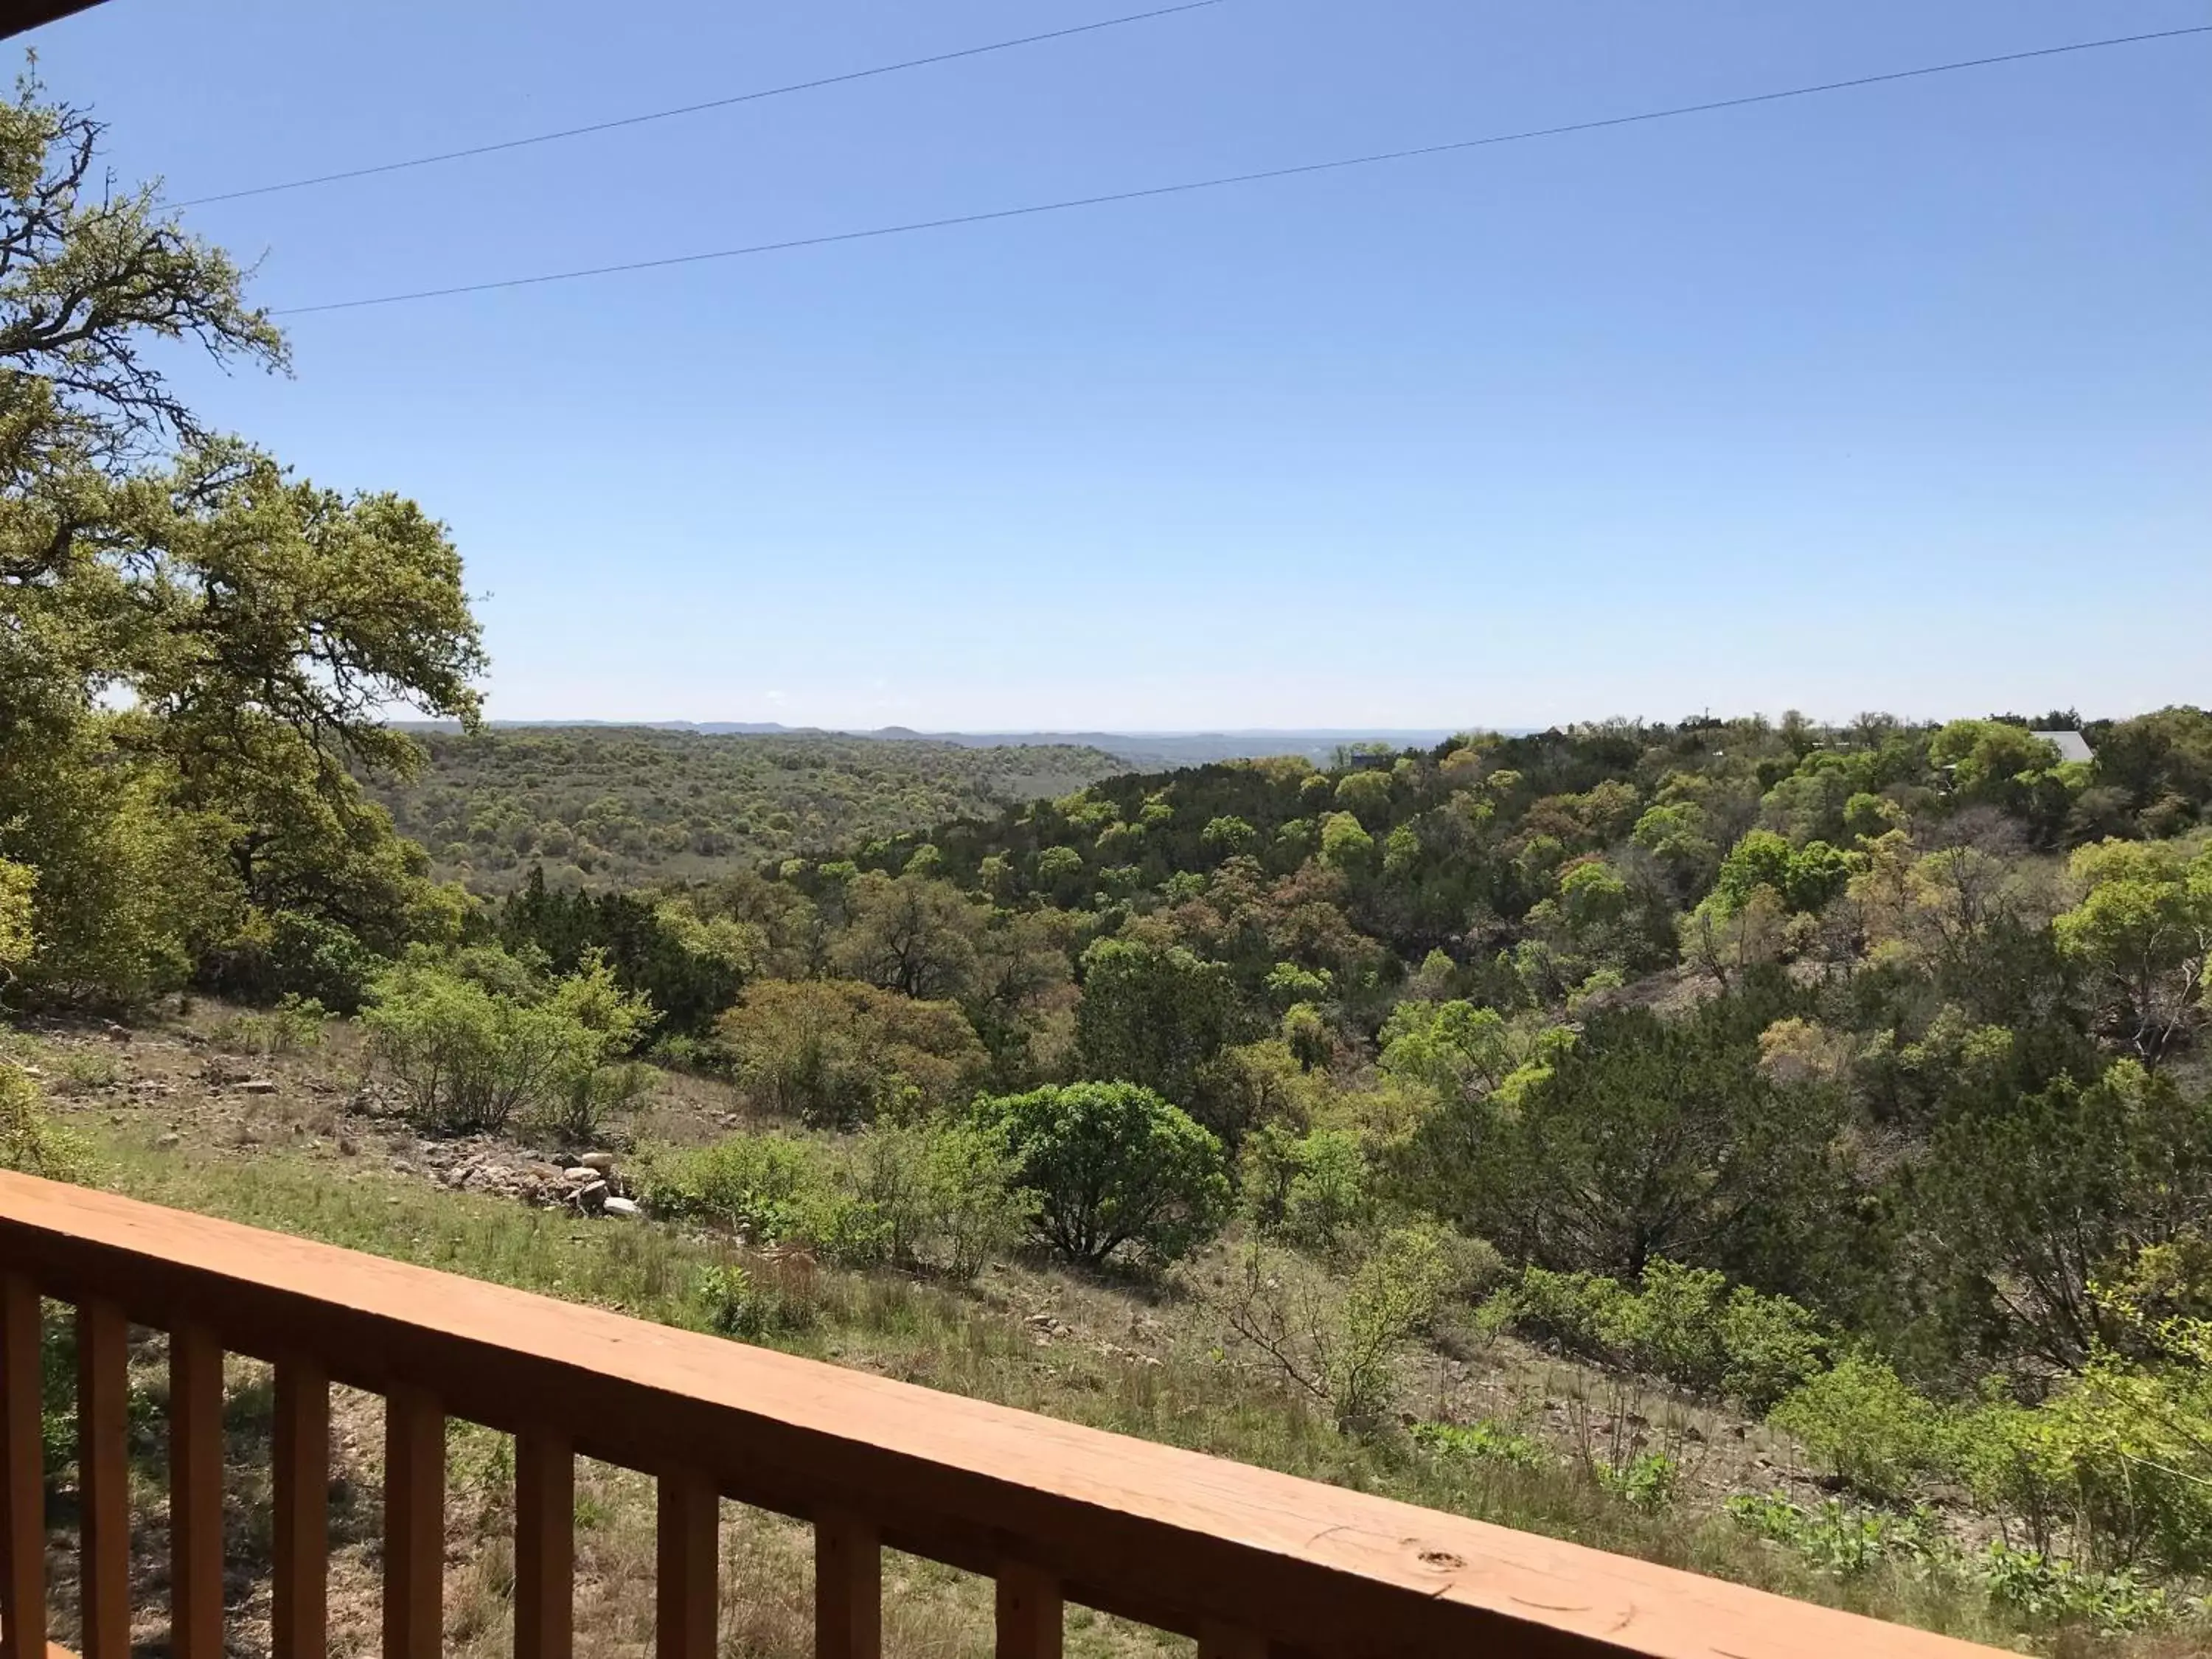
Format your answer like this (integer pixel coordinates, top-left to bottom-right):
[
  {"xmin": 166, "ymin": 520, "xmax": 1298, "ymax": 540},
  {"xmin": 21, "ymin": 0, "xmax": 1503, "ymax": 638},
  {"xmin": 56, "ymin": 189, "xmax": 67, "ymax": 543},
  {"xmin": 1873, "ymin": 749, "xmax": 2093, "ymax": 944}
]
[{"xmin": 398, "ymin": 721, "xmax": 1486, "ymax": 770}]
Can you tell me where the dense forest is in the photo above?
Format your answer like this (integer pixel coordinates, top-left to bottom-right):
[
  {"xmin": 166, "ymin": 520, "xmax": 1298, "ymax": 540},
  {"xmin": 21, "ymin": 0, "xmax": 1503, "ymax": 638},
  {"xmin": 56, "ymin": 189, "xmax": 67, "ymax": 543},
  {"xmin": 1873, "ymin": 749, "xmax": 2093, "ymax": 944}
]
[
  {"xmin": 362, "ymin": 726, "xmax": 1123, "ymax": 893},
  {"xmin": 7, "ymin": 66, "xmax": 2212, "ymax": 1647},
  {"xmin": 465, "ymin": 705, "xmax": 2212, "ymax": 1610}
]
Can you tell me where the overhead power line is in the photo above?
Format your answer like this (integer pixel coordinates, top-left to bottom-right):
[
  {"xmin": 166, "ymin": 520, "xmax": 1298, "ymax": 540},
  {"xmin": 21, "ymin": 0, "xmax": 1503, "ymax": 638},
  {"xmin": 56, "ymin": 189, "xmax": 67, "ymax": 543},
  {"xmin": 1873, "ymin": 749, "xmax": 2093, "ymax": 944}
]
[
  {"xmin": 274, "ymin": 22, "xmax": 2212, "ymax": 319},
  {"xmin": 176, "ymin": 0, "xmax": 1228, "ymax": 208}
]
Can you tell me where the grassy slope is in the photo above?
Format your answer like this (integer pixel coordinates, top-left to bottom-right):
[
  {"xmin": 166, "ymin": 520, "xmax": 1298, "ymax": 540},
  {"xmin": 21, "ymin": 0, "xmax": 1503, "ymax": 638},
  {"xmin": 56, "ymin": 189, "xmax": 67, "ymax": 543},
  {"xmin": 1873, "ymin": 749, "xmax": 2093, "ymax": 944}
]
[
  {"xmin": 19, "ymin": 1018, "xmax": 2203, "ymax": 1658},
  {"xmin": 363, "ymin": 726, "xmax": 1124, "ymax": 894}
]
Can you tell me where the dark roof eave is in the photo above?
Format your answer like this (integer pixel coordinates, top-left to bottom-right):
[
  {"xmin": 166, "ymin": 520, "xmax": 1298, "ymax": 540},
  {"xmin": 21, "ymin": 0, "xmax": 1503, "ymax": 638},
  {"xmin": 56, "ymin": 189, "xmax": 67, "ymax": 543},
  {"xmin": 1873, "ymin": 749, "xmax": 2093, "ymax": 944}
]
[{"xmin": 0, "ymin": 0, "xmax": 111, "ymax": 40}]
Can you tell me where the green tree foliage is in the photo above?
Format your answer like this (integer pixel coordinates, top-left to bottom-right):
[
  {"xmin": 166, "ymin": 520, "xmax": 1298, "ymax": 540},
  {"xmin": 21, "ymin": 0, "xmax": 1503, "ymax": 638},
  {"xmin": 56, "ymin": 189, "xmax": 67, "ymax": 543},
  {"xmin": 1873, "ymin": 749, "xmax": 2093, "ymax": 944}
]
[
  {"xmin": 1408, "ymin": 981, "xmax": 1851, "ymax": 1287},
  {"xmin": 1913, "ymin": 1062, "xmax": 2212, "ymax": 1369},
  {"xmin": 832, "ymin": 871, "xmax": 985, "ymax": 1000},
  {"xmin": 2053, "ymin": 839, "xmax": 2212, "ymax": 1064},
  {"xmin": 1240, "ymin": 1122, "xmax": 1375, "ymax": 1253},
  {"xmin": 500, "ymin": 867, "xmax": 765, "ymax": 1038},
  {"xmin": 0, "ymin": 1049, "xmax": 91, "ymax": 1180},
  {"xmin": 1931, "ymin": 721, "xmax": 2083, "ymax": 838},
  {"xmin": 1317, "ymin": 811, "xmax": 1374, "ymax": 872},
  {"xmin": 973, "ymin": 1080, "xmax": 1229, "ymax": 1265},
  {"xmin": 0, "ymin": 858, "xmax": 30, "ymax": 990},
  {"xmin": 1200, "ymin": 815, "xmax": 1258, "ymax": 860},
  {"xmin": 714, "ymin": 978, "xmax": 984, "ymax": 1126},
  {"xmin": 366, "ymin": 726, "xmax": 1121, "ymax": 895},
  {"xmin": 0, "ymin": 74, "xmax": 482, "ymax": 1008},
  {"xmin": 1073, "ymin": 937, "xmax": 1244, "ymax": 1119},
  {"xmin": 1712, "ymin": 830, "xmax": 1854, "ymax": 916},
  {"xmin": 2090, "ymin": 707, "xmax": 2212, "ymax": 835}
]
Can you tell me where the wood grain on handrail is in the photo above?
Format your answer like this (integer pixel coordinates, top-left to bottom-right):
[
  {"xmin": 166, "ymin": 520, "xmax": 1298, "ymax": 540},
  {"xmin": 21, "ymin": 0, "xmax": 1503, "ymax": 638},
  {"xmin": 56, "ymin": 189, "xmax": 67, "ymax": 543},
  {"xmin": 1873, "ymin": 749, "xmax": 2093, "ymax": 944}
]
[{"xmin": 0, "ymin": 1172, "xmax": 2007, "ymax": 1659}]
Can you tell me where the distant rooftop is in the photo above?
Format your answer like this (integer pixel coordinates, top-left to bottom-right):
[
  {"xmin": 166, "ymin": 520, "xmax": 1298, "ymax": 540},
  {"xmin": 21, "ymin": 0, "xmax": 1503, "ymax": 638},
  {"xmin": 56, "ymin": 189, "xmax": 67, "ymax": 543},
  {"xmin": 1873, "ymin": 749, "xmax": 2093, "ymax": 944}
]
[{"xmin": 2034, "ymin": 730, "xmax": 2096, "ymax": 765}]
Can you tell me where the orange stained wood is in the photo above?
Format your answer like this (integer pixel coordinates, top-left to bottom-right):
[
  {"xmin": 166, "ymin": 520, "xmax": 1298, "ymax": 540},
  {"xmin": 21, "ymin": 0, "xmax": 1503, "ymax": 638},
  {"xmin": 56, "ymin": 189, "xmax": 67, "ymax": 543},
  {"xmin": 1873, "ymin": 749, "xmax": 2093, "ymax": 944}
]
[
  {"xmin": 813, "ymin": 1510, "xmax": 881, "ymax": 1659},
  {"xmin": 513, "ymin": 1430, "xmax": 574, "ymax": 1659},
  {"xmin": 994, "ymin": 1564, "xmax": 1063, "ymax": 1659},
  {"xmin": 169, "ymin": 1323, "xmax": 226, "ymax": 1659},
  {"xmin": 72, "ymin": 1303, "xmax": 130, "ymax": 1659},
  {"xmin": 383, "ymin": 1385, "xmax": 446, "ymax": 1659},
  {"xmin": 0, "ymin": 1172, "xmax": 2012, "ymax": 1659},
  {"xmin": 654, "ymin": 1468, "xmax": 717, "ymax": 1659},
  {"xmin": 273, "ymin": 1357, "xmax": 331, "ymax": 1659},
  {"xmin": 0, "ymin": 1275, "xmax": 42, "ymax": 1659}
]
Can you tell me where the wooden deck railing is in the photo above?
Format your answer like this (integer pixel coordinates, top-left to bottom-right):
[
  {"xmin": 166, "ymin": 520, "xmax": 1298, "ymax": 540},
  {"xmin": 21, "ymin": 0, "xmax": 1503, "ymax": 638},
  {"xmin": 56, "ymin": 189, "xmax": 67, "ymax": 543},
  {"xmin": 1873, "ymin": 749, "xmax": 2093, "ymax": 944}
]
[{"xmin": 0, "ymin": 1172, "xmax": 2004, "ymax": 1659}]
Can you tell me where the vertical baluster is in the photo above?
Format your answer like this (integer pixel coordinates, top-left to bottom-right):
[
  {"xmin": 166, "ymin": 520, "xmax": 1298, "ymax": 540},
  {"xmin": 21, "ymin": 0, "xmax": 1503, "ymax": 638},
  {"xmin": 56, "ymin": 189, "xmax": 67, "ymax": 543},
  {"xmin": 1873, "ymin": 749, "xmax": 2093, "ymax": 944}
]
[
  {"xmin": 383, "ymin": 1385, "xmax": 445, "ymax": 1659},
  {"xmin": 273, "ymin": 1358, "xmax": 330, "ymax": 1659},
  {"xmin": 994, "ymin": 1564, "xmax": 1061, "ymax": 1659},
  {"xmin": 512, "ymin": 1430, "xmax": 572, "ymax": 1659},
  {"xmin": 76, "ymin": 1301, "xmax": 130, "ymax": 1659},
  {"xmin": 0, "ymin": 1276, "xmax": 44, "ymax": 1659},
  {"xmin": 812, "ymin": 1509, "xmax": 879, "ymax": 1659},
  {"xmin": 654, "ymin": 1468, "xmax": 717, "ymax": 1659},
  {"xmin": 170, "ymin": 1322, "xmax": 225, "ymax": 1659},
  {"xmin": 1198, "ymin": 1623, "xmax": 1268, "ymax": 1659}
]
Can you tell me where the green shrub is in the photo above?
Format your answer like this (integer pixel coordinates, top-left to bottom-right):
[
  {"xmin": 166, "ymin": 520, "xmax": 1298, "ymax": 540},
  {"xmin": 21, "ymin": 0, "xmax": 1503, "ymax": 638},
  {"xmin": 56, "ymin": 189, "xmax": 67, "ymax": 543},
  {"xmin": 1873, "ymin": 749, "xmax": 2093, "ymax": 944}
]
[
  {"xmin": 1498, "ymin": 1265, "xmax": 1632, "ymax": 1363},
  {"xmin": 1953, "ymin": 1357, "xmax": 2212, "ymax": 1573},
  {"xmin": 1224, "ymin": 1223, "xmax": 1473, "ymax": 1432},
  {"xmin": 209, "ymin": 911, "xmax": 380, "ymax": 1014},
  {"xmin": 1768, "ymin": 1354, "xmax": 1950, "ymax": 1501},
  {"xmin": 1281, "ymin": 1130, "xmax": 1372, "ymax": 1252},
  {"xmin": 1411, "ymin": 1419, "xmax": 1548, "ymax": 1470},
  {"xmin": 212, "ymin": 993, "xmax": 329, "ymax": 1059},
  {"xmin": 1717, "ymin": 1284, "xmax": 1830, "ymax": 1411},
  {"xmin": 975, "ymin": 1081, "xmax": 1229, "ymax": 1267},
  {"xmin": 716, "ymin": 978, "xmax": 983, "ymax": 1127},
  {"xmin": 1, "ymin": 1057, "xmax": 93, "ymax": 1181},
  {"xmin": 912, "ymin": 1118, "xmax": 1033, "ymax": 1279},
  {"xmin": 546, "ymin": 1060, "xmax": 652, "ymax": 1147},
  {"xmin": 783, "ymin": 1184, "xmax": 893, "ymax": 1269},
  {"xmin": 362, "ymin": 950, "xmax": 650, "ymax": 1135},
  {"xmin": 1242, "ymin": 1124, "xmax": 1373, "ymax": 1253},
  {"xmin": 1978, "ymin": 1541, "xmax": 2166, "ymax": 1633},
  {"xmin": 696, "ymin": 1260, "xmax": 818, "ymax": 1340},
  {"xmin": 0, "ymin": 855, "xmax": 32, "ymax": 980},
  {"xmin": 52, "ymin": 1048, "xmax": 122, "ymax": 1095},
  {"xmin": 1498, "ymin": 1260, "xmax": 1826, "ymax": 1411},
  {"xmin": 1725, "ymin": 1492, "xmax": 2169, "ymax": 1634},
  {"xmin": 648, "ymin": 1117, "xmax": 1032, "ymax": 1279},
  {"xmin": 1725, "ymin": 1492, "xmax": 1943, "ymax": 1579},
  {"xmin": 1614, "ymin": 1259, "xmax": 1731, "ymax": 1391},
  {"xmin": 1595, "ymin": 1450, "xmax": 1680, "ymax": 1513},
  {"xmin": 639, "ymin": 1134, "xmax": 832, "ymax": 1241}
]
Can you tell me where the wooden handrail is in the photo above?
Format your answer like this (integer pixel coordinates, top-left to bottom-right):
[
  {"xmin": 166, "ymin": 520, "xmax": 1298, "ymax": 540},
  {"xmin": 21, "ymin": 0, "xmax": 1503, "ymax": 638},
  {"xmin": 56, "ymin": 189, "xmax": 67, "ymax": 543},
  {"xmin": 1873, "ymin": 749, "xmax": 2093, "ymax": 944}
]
[{"xmin": 0, "ymin": 1172, "xmax": 2005, "ymax": 1658}]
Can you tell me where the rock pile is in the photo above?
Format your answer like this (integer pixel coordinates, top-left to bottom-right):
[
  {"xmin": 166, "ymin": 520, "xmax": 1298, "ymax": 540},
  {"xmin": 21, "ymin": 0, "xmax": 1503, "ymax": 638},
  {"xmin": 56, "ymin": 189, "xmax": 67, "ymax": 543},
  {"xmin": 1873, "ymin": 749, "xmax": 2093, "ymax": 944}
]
[{"xmin": 406, "ymin": 1137, "xmax": 642, "ymax": 1217}]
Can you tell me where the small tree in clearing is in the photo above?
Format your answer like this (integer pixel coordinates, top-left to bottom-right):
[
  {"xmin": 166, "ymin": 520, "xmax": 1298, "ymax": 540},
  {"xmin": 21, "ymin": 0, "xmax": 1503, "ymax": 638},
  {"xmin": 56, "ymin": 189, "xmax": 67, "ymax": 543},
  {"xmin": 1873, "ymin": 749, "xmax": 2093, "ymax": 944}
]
[{"xmin": 973, "ymin": 1080, "xmax": 1229, "ymax": 1267}]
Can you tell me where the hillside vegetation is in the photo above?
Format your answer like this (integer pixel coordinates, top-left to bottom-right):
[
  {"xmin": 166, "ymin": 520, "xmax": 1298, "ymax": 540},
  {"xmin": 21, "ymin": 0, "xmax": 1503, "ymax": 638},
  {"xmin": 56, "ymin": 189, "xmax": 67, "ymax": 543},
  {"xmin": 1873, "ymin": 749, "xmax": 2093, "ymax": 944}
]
[{"xmin": 363, "ymin": 726, "xmax": 1123, "ymax": 894}]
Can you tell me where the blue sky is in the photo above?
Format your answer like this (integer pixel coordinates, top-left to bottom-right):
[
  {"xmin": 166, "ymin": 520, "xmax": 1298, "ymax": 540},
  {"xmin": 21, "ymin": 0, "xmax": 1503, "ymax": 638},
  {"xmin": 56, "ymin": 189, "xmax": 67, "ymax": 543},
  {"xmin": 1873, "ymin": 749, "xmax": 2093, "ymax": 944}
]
[{"xmin": 33, "ymin": 0, "xmax": 2212, "ymax": 731}]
